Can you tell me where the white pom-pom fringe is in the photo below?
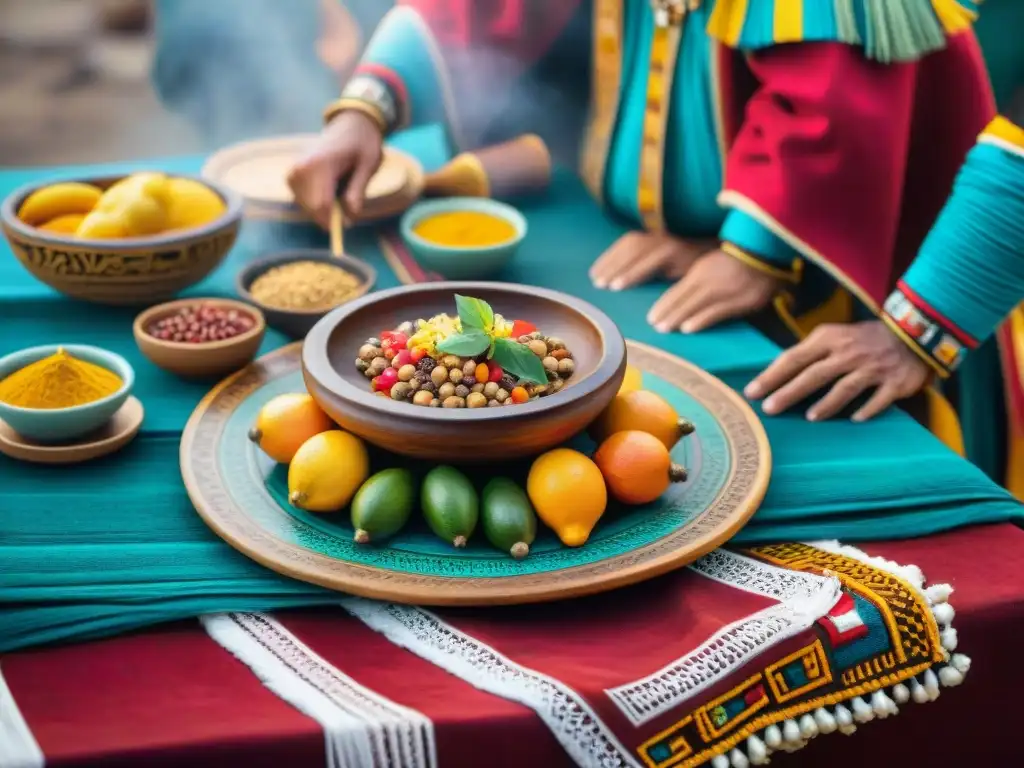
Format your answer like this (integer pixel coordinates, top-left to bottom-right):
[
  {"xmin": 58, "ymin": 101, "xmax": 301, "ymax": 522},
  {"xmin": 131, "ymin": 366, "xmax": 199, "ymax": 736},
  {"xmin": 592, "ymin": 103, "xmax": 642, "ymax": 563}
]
[
  {"xmin": 926, "ymin": 583, "xmax": 953, "ymax": 604},
  {"xmin": 764, "ymin": 724, "xmax": 783, "ymax": 749},
  {"xmin": 892, "ymin": 683, "xmax": 910, "ymax": 704},
  {"xmin": 938, "ymin": 665, "xmax": 964, "ymax": 687},
  {"xmin": 746, "ymin": 736, "xmax": 769, "ymax": 765},
  {"xmin": 782, "ymin": 719, "xmax": 801, "ymax": 744},
  {"xmin": 951, "ymin": 653, "xmax": 971, "ymax": 674},
  {"xmin": 911, "ymin": 677, "xmax": 929, "ymax": 704},
  {"xmin": 940, "ymin": 627, "xmax": 958, "ymax": 651},
  {"xmin": 932, "ymin": 602, "xmax": 955, "ymax": 625},
  {"xmin": 712, "ymin": 755, "xmax": 730, "ymax": 768},
  {"xmin": 851, "ymin": 696, "xmax": 874, "ymax": 723},
  {"xmin": 729, "ymin": 748, "xmax": 750, "ymax": 768},
  {"xmin": 814, "ymin": 707, "xmax": 837, "ymax": 734},
  {"xmin": 923, "ymin": 669, "xmax": 941, "ymax": 701},
  {"xmin": 871, "ymin": 690, "xmax": 898, "ymax": 717},
  {"xmin": 798, "ymin": 714, "xmax": 818, "ymax": 739}
]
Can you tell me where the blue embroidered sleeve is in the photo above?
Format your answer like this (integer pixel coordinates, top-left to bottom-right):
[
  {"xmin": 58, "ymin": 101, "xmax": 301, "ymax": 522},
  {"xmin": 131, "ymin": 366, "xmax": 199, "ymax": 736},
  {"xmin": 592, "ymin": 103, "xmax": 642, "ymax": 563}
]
[{"xmin": 883, "ymin": 122, "xmax": 1024, "ymax": 376}]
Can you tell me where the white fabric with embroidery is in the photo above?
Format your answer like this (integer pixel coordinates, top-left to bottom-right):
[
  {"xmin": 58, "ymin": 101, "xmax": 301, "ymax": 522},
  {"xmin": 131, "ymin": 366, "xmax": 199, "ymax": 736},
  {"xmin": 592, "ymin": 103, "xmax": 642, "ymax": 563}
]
[
  {"xmin": 607, "ymin": 550, "xmax": 841, "ymax": 725},
  {"xmin": 340, "ymin": 598, "xmax": 642, "ymax": 768},
  {"xmin": 202, "ymin": 613, "xmax": 437, "ymax": 768}
]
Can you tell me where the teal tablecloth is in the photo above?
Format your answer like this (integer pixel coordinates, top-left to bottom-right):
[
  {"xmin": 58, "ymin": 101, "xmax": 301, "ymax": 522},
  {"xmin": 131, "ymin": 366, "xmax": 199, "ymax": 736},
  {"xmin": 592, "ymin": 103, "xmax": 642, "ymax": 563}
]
[{"xmin": 2, "ymin": 127, "xmax": 1021, "ymax": 653}]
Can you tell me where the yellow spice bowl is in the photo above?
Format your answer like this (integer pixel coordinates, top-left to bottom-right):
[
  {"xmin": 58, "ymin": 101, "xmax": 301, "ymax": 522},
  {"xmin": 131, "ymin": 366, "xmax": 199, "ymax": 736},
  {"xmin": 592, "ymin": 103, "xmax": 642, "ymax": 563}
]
[
  {"xmin": 0, "ymin": 174, "xmax": 243, "ymax": 306},
  {"xmin": 399, "ymin": 197, "xmax": 527, "ymax": 280},
  {"xmin": 0, "ymin": 344, "xmax": 135, "ymax": 443}
]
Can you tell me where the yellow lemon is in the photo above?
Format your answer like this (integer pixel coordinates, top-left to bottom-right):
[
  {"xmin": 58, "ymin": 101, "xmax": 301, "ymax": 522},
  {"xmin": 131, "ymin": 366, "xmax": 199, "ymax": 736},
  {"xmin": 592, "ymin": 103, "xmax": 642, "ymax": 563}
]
[
  {"xmin": 249, "ymin": 393, "xmax": 335, "ymax": 464},
  {"xmin": 288, "ymin": 430, "xmax": 370, "ymax": 513},
  {"xmin": 90, "ymin": 172, "xmax": 171, "ymax": 236},
  {"xmin": 619, "ymin": 363, "xmax": 643, "ymax": 395},
  {"xmin": 38, "ymin": 213, "xmax": 87, "ymax": 235},
  {"xmin": 17, "ymin": 182, "xmax": 102, "ymax": 226},
  {"xmin": 164, "ymin": 177, "xmax": 227, "ymax": 231},
  {"xmin": 75, "ymin": 211, "xmax": 126, "ymax": 239},
  {"xmin": 527, "ymin": 448, "xmax": 607, "ymax": 547}
]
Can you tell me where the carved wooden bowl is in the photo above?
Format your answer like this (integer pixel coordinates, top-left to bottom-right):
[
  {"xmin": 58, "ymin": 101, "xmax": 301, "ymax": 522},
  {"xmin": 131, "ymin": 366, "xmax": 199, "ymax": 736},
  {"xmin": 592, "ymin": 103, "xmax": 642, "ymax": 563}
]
[
  {"xmin": 302, "ymin": 282, "xmax": 627, "ymax": 461},
  {"xmin": 0, "ymin": 174, "xmax": 243, "ymax": 306}
]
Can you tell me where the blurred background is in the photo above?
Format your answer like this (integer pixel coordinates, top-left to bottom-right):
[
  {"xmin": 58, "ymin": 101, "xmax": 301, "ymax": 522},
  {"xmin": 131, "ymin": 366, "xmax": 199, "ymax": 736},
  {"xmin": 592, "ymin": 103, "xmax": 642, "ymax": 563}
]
[
  {"xmin": 0, "ymin": 0, "xmax": 388, "ymax": 166},
  {"xmin": 0, "ymin": 0, "xmax": 1020, "ymax": 168}
]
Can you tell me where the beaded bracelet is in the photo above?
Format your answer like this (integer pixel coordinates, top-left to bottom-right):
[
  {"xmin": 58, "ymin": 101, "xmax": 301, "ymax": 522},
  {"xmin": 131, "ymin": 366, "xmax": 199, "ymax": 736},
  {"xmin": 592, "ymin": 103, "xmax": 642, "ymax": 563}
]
[
  {"xmin": 720, "ymin": 242, "xmax": 802, "ymax": 284},
  {"xmin": 322, "ymin": 97, "xmax": 388, "ymax": 134},
  {"xmin": 324, "ymin": 74, "xmax": 399, "ymax": 133},
  {"xmin": 881, "ymin": 283, "xmax": 977, "ymax": 377}
]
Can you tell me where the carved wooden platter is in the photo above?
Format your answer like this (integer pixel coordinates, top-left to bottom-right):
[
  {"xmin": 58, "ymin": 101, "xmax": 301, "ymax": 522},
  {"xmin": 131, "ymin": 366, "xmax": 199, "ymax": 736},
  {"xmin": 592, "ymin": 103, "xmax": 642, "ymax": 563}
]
[
  {"xmin": 201, "ymin": 134, "xmax": 425, "ymax": 224},
  {"xmin": 180, "ymin": 340, "xmax": 770, "ymax": 605}
]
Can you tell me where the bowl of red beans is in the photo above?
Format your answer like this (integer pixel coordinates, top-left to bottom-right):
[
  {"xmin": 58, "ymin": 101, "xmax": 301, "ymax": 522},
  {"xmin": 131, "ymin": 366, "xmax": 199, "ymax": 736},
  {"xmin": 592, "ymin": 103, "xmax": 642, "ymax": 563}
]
[{"xmin": 132, "ymin": 298, "xmax": 266, "ymax": 379}]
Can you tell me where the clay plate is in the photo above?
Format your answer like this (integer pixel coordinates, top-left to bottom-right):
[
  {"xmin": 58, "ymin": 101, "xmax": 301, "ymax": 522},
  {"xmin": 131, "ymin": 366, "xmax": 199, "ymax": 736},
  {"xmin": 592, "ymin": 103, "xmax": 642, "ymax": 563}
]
[
  {"xmin": 302, "ymin": 282, "xmax": 627, "ymax": 461},
  {"xmin": 0, "ymin": 396, "xmax": 144, "ymax": 465},
  {"xmin": 180, "ymin": 341, "xmax": 771, "ymax": 605}
]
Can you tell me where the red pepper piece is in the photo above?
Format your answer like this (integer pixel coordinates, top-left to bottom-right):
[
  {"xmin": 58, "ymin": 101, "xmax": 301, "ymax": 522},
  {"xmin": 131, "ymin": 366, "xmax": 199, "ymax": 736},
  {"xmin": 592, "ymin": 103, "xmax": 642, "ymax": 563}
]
[{"xmin": 510, "ymin": 320, "xmax": 537, "ymax": 338}]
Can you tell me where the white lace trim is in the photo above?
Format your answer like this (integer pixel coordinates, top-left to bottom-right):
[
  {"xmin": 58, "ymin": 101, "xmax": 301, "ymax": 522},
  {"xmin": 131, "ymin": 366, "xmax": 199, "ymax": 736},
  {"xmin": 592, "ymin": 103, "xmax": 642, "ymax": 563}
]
[
  {"xmin": 202, "ymin": 613, "xmax": 436, "ymax": 768},
  {"xmin": 607, "ymin": 551, "xmax": 841, "ymax": 725},
  {"xmin": 0, "ymin": 664, "xmax": 44, "ymax": 768},
  {"xmin": 340, "ymin": 598, "xmax": 642, "ymax": 768}
]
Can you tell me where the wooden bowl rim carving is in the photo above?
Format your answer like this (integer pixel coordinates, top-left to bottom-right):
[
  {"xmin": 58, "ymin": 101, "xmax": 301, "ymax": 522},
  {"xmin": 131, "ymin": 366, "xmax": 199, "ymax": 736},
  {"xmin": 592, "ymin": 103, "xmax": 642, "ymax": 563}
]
[
  {"xmin": 0, "ymin": 172, "xmax": 244, "ymax": 251},
  {"xmin": 302, "ymin": 281, "xmax": 626, "ymax": 424},
  {"xmin": 132, "ymin": 298, "xmax": 267, "ymax": 353}
]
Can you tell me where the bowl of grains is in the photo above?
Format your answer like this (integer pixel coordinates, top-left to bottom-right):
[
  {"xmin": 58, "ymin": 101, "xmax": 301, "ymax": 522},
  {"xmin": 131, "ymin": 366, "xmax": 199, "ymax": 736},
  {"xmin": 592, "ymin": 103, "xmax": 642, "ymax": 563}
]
[
  {"xmin": 133, "ymin": 298, "xmax": 266, "ymax": 379},
  {"xmin": 236, "ymin": 251, "xmax": 376, "ymax": 338}
]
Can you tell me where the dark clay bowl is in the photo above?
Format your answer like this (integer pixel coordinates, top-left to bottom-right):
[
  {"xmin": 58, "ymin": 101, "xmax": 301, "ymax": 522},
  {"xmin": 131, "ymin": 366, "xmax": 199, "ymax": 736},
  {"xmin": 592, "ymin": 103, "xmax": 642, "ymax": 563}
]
[
  {"xmin": 302, "ymin": 281, "xmax": 627, "ymax": 461},
  {"xmin": 236, "ymin": 250, "xmax": 377, "ymax": 339},
  {"xmin": 1, "ymin": 173, "xmax": 242, "ymax": 306}
]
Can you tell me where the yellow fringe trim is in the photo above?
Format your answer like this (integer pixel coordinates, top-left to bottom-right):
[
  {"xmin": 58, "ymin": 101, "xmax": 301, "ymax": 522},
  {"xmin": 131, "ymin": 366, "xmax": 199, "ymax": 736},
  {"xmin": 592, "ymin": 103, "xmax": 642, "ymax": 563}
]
[
  {"xmin": 931, "ymin": 0, "xmax": 979, "ymax": 31},
  {"xmin": 721, "ymin": 242, "xmax": 802, "ymax": 284},
  {"xmin": 981, "ymin": 116, "xmax": 1024, "ymax": 151}
]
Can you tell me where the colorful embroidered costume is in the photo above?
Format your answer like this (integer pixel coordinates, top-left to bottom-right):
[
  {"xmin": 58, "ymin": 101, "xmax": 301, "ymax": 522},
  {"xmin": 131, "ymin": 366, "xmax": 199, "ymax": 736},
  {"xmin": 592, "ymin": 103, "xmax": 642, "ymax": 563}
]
[{"xmin": 881, "ymin": 118, "xmax": 1024, "ymax": 500}]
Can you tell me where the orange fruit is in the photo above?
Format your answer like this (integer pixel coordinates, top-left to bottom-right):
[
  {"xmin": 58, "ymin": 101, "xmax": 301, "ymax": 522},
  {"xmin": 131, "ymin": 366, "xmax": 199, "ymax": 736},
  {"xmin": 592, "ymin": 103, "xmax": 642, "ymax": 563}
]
[
  {"xmin": 593, "ymin": 430, "xmax": 688, "ymax": 505},
  {"xmin": 618, "ymin": 363, "xmax": 643, "ymax": 395},
  {"xmin": 248, "ymin": 393, "xmax": 335, "ymax": 463},
  {"xmin": 590, "ymin": 389, "xmax": 695, "ymax": 449},
  {"xmin": 38, "ymin": 212, "xmax": 87, "ymax": 234},
  {"xmin": 527, "ymin": 448, "xmax": 607, "ymax": 546}
]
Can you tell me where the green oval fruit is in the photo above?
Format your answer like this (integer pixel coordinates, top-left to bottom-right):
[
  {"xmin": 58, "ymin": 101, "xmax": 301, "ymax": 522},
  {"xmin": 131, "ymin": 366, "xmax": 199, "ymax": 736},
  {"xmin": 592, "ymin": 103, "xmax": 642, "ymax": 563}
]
[
  {"xmin": 351, "ymin": 468, "xmax": 416, "ymax": 544},
  {"xmin": 482, "ymin": 477, "xmax": 537, "ymax": 559},
  {"xmin": 421, "ymin": 465, "xmax": 479, "ymax": 548}
]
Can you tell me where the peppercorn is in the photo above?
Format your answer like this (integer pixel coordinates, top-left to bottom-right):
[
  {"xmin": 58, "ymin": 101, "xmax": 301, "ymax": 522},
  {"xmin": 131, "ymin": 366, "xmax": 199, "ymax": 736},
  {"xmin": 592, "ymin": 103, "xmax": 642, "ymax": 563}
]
[
  {"xmin": 466, "ymin": 392, "xmax": 487, "ymax": 408},
  {"xmin": 499, "ymin": 374, "xmax": 516, "ymax": 391},
  {"xmin": 528, "ymin": 340, "xmax": 548, "ymax": 357},
  {"xmin": 558, "ymin": 359, "xmax": 575, "ymax": 376},
  {"xmin": 420, "ymin": 381, "xmax": 438, "ymax": 395},
  {"xmin": 390, "ymin": 382, "xmax": 412, "ymax": 401},
  {"xmin": 397, "ymin": 364, "xmax": 417, "ymax": 382},
  {"xmin": 454, "ymin": 384, "xmax": 470, "ymax": 399},
  {"xmin": 430, "ymin": 366, "xmax": 449, "ymax": 387},
  {"xmin": 438, "ymin": 382, "xmax": 456, "ymax": 400},
  {"xmin": 418, "ymin": 356, "xmax": 436, "ymax": 373},
  {"xmin": 542, "ymin": 356, "xmax": 559, "ymax": 372},
  {"xmin": 448, "ymin": 369, "xmax": 463, "ymax": 385},
  {"xmin": 483, "ymin": 381, "xmax": 499, "ymax": 398},
  {"xmin": 471, "ymin": 382, "xmax": 485, "ymax": 394},
  {"xmin": 495, "ymin": 387, "xmax": 510, "ymax": 402},
  {"xmin": 413, "ymin": 390, "xmax": 434, "ymax": 406},
  {"xmin": 355, "ymin": 358, "xmax": 369, "ymax": 373},
  {"xmin": 442, "ymin": 396, "xmax": 465, "ymax": 408}
]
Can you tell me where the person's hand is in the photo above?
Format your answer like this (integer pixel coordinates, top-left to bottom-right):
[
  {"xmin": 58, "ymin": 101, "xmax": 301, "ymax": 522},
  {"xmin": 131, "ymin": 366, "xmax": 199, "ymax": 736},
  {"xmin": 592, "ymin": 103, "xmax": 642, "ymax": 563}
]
[
  {"xmin": 745, "ymin": 321, "xmax": 931, "ymax": 422},
  {"xmin": 589, "ymin": 232, "xmax": 714, "ymax": 291},
  {"xmin": 287, "ymin": 110, "xmax": 383, "ymax": 229},
  {"xmin": 647, "ymin": 249, "xmax": 781, "ymax": 334}
]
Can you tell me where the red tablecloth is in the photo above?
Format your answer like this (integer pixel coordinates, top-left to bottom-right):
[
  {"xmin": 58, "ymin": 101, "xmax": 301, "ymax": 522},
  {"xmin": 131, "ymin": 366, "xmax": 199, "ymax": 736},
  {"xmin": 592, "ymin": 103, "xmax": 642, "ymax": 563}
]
[{"xmin": 3, "ymin": 522, "xmax": 1022, "ymax": 768}]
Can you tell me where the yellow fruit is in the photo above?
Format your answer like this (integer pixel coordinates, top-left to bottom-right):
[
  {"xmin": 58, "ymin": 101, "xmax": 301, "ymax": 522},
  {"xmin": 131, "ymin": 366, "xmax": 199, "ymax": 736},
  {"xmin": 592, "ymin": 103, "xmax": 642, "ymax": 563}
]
[
  {"xmin": 619, "ymin": 364, "xmax": 643, "ymax": 395},
  {"xmin": 164, "ymin": 177, "xmax": 227, "ymax": 231},
  {"xmin": 527, "ymin": 448, "xmax": 607, "ymax": 547},
  {"xmin": 75, "ymin": 211, "xmax": 126, "ymax": 239},
  {"xmin": 38, "ymin": 213, "xmax": 86, "ymax": 234},
  {"xmin": 89, "ymin": 172, "xmax": 172, "ymax": 236},
  {"xmin": 288, "ymin": 430, "xmax": 370, "ymax": 513},
  {"xmin": 249, "ymin": 393, "xmax": 335, "ymax": 464},
  {"xmin": 591, "ymin": 390, "xmax": 695, "ymax": 450},
  {"xmin": 17, "ymin": 182, "xmax": 103, "ymax": 226},
  {"xmin": 593, "ymin": 430, "xmax": 687, "ymax": 505}
]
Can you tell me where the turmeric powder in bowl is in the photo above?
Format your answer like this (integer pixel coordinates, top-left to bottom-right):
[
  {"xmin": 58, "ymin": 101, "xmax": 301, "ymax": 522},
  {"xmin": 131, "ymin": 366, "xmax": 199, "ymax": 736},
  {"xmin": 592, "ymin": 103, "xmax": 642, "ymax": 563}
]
[
  {"xmin": 400, "ymin": 198, "xmax": 527, "ymax": 280},
  {"xmin": 0, "ymin": 347, "xmax": 122, "ymax": 409},
  {"xmin": 412, "ymin": 210, "xmax": 518, "ymax": 248}
]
